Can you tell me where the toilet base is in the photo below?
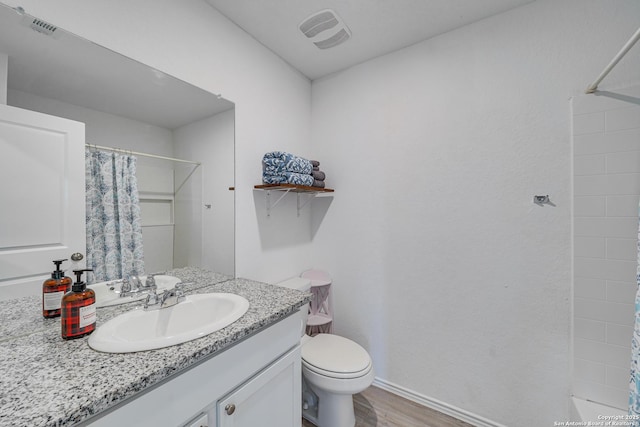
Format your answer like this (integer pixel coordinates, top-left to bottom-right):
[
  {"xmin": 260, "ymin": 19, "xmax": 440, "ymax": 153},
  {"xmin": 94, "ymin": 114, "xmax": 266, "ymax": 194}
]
[
  {"xmin": 302, "ymin": 376, "xmax": 319, "ymax": 423},
  {"xmin": 304, "ymin": 379, "xmax": 356, "ymax": 427}
]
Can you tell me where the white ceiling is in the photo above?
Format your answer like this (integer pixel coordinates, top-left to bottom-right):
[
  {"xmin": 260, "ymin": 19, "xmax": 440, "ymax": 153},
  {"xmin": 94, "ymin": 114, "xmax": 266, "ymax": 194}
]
[
  {"xmin": 0, "ymin": 1, "xmax": 538, "ymax": 124},
  {"xmin": 206, "ymin": 0, "xmax": 537, "ymax": 80}
]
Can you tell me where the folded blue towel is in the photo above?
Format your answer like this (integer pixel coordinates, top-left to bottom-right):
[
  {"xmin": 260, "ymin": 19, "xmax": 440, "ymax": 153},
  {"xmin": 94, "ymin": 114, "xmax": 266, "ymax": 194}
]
[
  {"xmin": 262, "ymin": 151, "xmax": 313, "ymax": 175},
  {"xmin": 263, "ymin": 171, "xmax": 314, "ymax": 186}
]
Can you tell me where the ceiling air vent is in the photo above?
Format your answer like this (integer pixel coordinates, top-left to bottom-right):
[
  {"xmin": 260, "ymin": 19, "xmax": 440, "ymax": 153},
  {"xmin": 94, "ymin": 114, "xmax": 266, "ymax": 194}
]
[
  {"xmin": 299, "ymin": 9, "xmax": 351, "ymax": 50},
  {"xmin": 20, "ymin": 15, "xmax": 60, "ymax": 38}
]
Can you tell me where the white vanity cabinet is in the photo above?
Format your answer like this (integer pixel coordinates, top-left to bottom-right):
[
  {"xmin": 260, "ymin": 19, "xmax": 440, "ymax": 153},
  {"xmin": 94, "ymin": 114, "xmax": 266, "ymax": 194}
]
[
  {"xmin": 217, "ymin": 346, "xmax": 300, "ymax": 426},
  {"xmin": 83, "ymin": 312, "xmax": 301, "ymax": 427}
]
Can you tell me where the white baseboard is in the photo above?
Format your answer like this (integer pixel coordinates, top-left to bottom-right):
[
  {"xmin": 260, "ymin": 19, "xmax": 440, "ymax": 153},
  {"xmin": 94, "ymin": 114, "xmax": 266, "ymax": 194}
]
[{"xmin": 372, "ymin": 377, "xmax": 506, "ymax": 427}]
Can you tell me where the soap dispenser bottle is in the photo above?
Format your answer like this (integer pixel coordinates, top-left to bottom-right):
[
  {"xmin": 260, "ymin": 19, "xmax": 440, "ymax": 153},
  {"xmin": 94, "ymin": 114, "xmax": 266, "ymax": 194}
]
[
  {"xmin": 42, "ymin": 259, "xmax": 72, "ymax": 318},
  {"xmin": 61, "ymin": 269, "xmax": 96, "ymax": 340}
]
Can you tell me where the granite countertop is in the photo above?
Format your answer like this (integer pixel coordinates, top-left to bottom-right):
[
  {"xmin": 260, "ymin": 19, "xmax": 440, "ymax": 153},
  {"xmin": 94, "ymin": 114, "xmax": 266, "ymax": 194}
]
[{"xmin": 0, "ymin": 267, "xmax": 310, "ymax": 427}]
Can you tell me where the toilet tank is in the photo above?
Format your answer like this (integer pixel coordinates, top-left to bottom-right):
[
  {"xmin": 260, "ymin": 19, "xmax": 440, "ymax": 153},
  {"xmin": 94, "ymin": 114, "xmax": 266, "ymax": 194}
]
[{"xmin": 274, "ymin": 277, "xmax": 311, "ymax": 336}]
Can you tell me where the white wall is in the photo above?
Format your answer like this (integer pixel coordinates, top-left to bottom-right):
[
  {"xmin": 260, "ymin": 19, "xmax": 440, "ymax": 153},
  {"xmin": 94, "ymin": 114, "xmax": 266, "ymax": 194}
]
[
  {"xmin": 310, "ymin": 1, "xmax": 640, "ymax": 426},
  {"xmin": 0, "ymin": 0, "xmax": 314, "ymax": 284},
  {"xmin": 137, "ymin": 163, "xmax": 175, "ymax": 275},
  {"xmin": 8, "ymin": 89, "xmax": 174, "ymax": 155},
  {"xmin": 174, "ymin": 109, "xmax": 235, "ymax": 276},
  {"xmin": 173, "ymin": 159, "xmax": 203, "ymax": 269},
  {"xmin": 572, "ymin": 85, "xmax": 640, "ymax": 409}
]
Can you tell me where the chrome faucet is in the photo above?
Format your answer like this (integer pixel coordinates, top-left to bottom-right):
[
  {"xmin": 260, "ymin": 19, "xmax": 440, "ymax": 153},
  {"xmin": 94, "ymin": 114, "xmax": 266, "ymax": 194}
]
[
  {"xmin": 144, "ymin": 274, "xmax": 156, "ymax": 290},
  {"xmin": 119, "ymin": 274, "xmax": 158, "ymax": 298},
  {"xmin": 119, "ymin": 275, "xmax": 143, "ymax": 297},
  {"xmin": 144, "ymin": 282, "xmax": 191, "ymax": 310},
  {"xmin": 130, "ymin": 275, "xmax": 142, "ymax": 290},
  {"xmin": 119, "ymin": 278, "xmax": 132, "ymax": 297},
  {"xmin": 143, "ymin": 287, "xmax": 159, "ymax": 307},
  {"xmin": 160, "ymin": 283, "xmax": 185, "ymax": 307}
]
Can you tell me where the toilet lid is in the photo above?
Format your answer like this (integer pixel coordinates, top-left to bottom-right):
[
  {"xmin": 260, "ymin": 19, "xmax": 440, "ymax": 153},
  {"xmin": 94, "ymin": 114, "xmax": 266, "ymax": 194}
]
[{"xmin": 302, "ymin": 334, "xmax": 371, "ymax": 376}]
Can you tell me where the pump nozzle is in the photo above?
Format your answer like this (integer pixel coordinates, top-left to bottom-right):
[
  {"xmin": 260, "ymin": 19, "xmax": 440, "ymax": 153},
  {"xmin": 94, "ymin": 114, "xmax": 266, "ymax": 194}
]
[
  {"xmin": 72, "ymin": 269, "xmax": 93, "ymax": 292},
  {"xmin": 51, "ymin": 259, "xmax": 68, "ymax": 279},
  {"xmin": 53, "ymin": 259, "xmax": 67, "ymax": 269}
]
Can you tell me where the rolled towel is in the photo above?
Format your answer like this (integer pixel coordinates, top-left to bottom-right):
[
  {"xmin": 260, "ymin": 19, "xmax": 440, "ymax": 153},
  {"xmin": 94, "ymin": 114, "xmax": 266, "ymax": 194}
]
[
  {"xmin": 263, "ymin": 171, "xmax": 314, "ymax": 186},
  {"xmin": 262, "ymin": 151, "xmax": 313, "ymax": 175},
  {"xmin": 312, "ymin": 170, "xmax": 326, "ymax": 181},
  {"xmin": 312, "ymin": 179, "xmax": 325, "ymax": 188},
  {"xmin": 311, "ymin": 160, "xmax": 320, "ymax": 167},
  {"xmin": 312, "ymin": 166, "xmax": 320, "ymax": 171}
]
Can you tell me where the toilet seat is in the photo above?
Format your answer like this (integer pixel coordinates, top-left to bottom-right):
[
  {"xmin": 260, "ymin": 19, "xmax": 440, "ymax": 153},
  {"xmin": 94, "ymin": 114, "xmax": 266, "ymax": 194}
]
[
  {"xmin": 302, "ymin": 334, "xmax": 372, "ymax": 379},
  {"xmin": 302, "ymin": 358, "xmax": 372, "ymax": 380}
]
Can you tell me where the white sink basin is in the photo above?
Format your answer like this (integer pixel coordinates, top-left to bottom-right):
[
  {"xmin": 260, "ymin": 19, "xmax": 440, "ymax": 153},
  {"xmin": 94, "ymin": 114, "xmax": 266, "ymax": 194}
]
[
  {"xmin": 88, "ymin": 293, "xmax": 250, "ymax": 353},
  {"xmin": 88, "ymin": 275, "xmax": 181, "ymax": 308}
]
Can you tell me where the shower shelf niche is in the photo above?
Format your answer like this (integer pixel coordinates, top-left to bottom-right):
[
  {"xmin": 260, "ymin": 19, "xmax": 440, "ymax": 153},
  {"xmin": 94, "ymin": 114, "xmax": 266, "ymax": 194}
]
[{"xmin": 253, "ymin": 184, "xmax": 334, "ymax": 217}]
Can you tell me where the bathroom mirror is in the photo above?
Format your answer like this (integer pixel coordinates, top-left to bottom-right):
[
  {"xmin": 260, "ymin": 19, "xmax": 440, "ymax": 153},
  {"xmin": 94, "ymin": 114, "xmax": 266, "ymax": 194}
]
[{"xmin": 0, "ymin": 3, "xmax": 235, "ymax": 278}]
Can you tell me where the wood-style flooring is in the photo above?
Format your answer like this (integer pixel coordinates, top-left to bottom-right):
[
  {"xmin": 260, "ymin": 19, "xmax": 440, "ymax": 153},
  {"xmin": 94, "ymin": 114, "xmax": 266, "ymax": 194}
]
[{"xmin": 302, "ymin": 385, "xmax": 473, "ymax": 427}]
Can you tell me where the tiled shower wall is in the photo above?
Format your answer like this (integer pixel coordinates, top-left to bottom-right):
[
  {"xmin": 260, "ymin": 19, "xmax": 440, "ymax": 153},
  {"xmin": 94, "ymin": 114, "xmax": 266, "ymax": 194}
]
[{"xmin": 572, "ymin": 85, "xmax": 640, "ymax": 409}]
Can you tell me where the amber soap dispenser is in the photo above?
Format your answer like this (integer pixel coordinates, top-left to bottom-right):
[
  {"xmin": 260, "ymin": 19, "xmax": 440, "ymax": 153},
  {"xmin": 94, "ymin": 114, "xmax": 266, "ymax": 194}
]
[
  {"xmin": 61, "ymin": 269, "xmax": 96, "ymax": 340},
  {"xmin": 42, "ymin": 259, "xmax": 72, "ymax": 318}
]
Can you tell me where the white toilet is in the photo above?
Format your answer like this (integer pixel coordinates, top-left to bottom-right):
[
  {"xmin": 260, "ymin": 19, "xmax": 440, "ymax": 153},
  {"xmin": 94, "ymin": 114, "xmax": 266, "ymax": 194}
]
[{"xmin": 275, "ymin": 277, "xmax": 374, "ymax": 427}]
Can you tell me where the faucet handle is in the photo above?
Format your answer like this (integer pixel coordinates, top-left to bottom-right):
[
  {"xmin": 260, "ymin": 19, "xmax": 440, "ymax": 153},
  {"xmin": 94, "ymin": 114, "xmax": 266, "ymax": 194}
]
[
  {"xmin": 145, "ymin": 274, "xmax": 156, "ymax": 290},
  {"xmin": 174, "ymin": 282, "xmax": 184, "ymax": 299},
  {"xmin": 174, "ymin": 282, "xmax": 188, "ymax": 303},
  {"xmin": 120, "ymin": 278, "xmax": 131, "ymax": 297},
  {"xmin": 144, "ymin": 288, "xmax": 159, "ymax": 309}
]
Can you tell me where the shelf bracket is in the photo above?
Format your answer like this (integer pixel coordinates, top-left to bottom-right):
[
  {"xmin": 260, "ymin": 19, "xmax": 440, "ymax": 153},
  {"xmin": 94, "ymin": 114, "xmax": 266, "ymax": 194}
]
[
  {"xmin": 265, "ymin": 189, "xmax": 291, "ymax": 217},
  {"xmin": 297, "ymin": 193, "xmax": 315, "ymax": 217}
]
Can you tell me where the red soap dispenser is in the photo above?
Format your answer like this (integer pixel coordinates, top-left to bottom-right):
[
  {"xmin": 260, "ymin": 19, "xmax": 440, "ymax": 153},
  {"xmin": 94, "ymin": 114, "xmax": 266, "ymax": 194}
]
[
  {"xmin": 61, "ymin": 269, "xmax": 96, "ymax": 340},
  {"xmin": 42, "ymin": 259, "xmax": 72, "ymax": 318}
]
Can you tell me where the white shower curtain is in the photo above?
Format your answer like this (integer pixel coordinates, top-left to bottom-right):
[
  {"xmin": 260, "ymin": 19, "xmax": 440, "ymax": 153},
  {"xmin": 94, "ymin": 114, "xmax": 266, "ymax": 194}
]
[{"xmin": 85, "ymin": 149, "xmax": 145, "ymax": 282}]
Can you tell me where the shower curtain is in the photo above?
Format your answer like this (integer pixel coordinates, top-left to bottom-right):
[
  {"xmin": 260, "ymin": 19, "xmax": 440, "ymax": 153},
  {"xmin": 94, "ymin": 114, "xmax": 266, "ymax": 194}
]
[
  {"xmin": 630, "ymin": 200, "xmax": 640, "ymax": 423},
  {"xmin": 85, "ymin": 149, "xmax": 145, "ymax": 282}
]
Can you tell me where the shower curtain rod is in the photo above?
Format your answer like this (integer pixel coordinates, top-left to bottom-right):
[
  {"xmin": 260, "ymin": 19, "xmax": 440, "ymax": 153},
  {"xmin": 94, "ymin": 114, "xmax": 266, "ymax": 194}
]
[
  {"xmin": 86, "ymin": 144, "xmax": 201, "ymax": 165},
  {"xmin": 585, "ymin": 26, "xmax": 640, "ymax": 94}
]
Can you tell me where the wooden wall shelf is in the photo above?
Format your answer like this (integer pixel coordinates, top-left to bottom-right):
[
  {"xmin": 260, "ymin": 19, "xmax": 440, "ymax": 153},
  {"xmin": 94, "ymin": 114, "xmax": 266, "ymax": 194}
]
[
  {"xmin": 254, "ymin": 184, "xmax": 334, "ymax": 216},
  {"xmin": 253, "ymin": 184, "xmax": 334, "ymax": 193}
]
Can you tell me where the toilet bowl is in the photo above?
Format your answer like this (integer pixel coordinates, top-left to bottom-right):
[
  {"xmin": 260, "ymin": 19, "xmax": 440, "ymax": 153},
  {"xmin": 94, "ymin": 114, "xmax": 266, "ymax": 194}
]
[
  {"xmin": 275, "ymin": 276, "xmax": 374, "ymax": 427},
  {"xmin": 302, "ymin": 333, "xmax": 374, "ymax": 427}
]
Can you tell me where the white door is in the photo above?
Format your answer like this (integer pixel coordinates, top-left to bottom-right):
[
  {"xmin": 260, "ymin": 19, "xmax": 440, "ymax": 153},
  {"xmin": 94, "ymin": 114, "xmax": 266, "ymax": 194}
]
[
  {"xmin": 217, "ymin": 348, "xmax": 301, "ymax": 427},
  {"xmin": 0, "ymin": 104, "xmax": 85, "ymax": 300}
]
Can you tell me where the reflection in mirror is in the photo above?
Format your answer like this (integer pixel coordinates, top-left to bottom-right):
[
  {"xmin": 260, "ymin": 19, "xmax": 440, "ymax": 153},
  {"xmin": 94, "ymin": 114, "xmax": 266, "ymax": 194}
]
[{"xmin": 0, "ymin": 3, "xmax": 235, "ymax": 280}]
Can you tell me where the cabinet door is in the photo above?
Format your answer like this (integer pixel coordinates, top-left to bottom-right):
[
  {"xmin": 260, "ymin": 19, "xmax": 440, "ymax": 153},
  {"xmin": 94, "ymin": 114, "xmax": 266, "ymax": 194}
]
[
  {"xmin": 183, "ymin": 412, "xmax": 209, "ymax": 427},
  {"xmin": 0, "ymin": 104, "xmax": 85, "ymax": 299},
  {"xmin": 217, "ymin": 347, "xmax": 301, "ymax": 427}
]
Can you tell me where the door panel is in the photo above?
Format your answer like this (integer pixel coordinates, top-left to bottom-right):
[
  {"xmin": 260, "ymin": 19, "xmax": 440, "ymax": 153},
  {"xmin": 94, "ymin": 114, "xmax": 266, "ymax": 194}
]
[
  {"xmin": 217, "ymin": 348, "xmax": 301, "ymax": 427},
  {"xmin": 0, "ymin": 104, "xmax": 85, "ymax": 297}
]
